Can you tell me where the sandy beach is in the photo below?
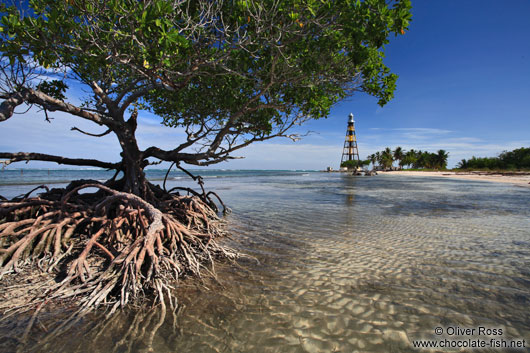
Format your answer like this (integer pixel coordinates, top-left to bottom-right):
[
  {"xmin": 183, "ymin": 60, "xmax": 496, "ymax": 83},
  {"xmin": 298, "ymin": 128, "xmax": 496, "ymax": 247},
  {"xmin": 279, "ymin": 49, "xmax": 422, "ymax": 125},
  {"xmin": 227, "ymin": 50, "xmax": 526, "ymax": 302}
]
[{"xmin": 380, "ymin": 170, "xmax": 530, "ymax": 187}]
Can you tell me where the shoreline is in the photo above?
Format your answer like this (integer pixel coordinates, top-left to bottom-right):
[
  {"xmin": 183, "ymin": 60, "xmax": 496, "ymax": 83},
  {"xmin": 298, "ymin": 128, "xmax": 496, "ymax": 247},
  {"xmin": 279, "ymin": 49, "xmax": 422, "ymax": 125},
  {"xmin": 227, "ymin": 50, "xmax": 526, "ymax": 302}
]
[{"xmin": 379, "ymin": 170, "xmax": 530, "ymax": 187}]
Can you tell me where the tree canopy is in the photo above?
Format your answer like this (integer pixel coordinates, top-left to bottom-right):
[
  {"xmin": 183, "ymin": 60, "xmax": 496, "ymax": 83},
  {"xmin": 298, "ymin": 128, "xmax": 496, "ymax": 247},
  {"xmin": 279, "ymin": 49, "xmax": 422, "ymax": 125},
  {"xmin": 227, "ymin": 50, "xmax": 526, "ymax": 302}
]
[
  {"xmin": 458, "ymin": 147, "xmax": 530, "ymax": 170},
  {"xmin": 1, "ymin": 0, "xmax": 411, "ymax": 195}
]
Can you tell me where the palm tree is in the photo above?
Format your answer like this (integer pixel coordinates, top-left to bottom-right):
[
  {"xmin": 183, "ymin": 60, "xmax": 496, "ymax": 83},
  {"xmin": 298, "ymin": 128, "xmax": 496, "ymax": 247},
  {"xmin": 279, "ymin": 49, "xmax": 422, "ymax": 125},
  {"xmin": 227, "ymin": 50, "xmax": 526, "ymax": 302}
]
[
  {"xmin": 375, "ymin": 151, "xmax": 381, "ymax": 169},
  {"xmin": 457, "ymin": 159, "xmax": 468, "ymax": 169},
  {"xmin": 403, "ymin": 149, "xmax": 416, "ymax": 169},
  {"xmin": 435, "ymin": 149, "xmax": 449, "ymax": 169},
  {"xmin": 423, "ymin": 152, "xmax": 434, "ymax": 169},
  {"xmin": 368, "ymin": 154, "xmax": 377, "ymax": 170},
  {"xmin": 393, "ymin": 147, "xmax": 404, "ymax": 170},
  {"xmin": 381, "ymin": 147, "xmax": 394, "ymax": 170},
  {"xmin": 413, "ymin": 150, "xmax": 423, "ymax": 168}
]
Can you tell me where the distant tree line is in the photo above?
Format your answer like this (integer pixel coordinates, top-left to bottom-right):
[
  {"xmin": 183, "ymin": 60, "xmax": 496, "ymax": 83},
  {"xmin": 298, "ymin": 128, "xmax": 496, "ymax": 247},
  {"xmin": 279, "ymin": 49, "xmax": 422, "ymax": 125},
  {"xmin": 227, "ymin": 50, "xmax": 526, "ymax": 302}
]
[
  {"xmin": 367, "ymin": 147, "xmax": 449, "ymax": 170},
  {"xmin": 457, "ymin": 147, "xmax": 530, "ymax": 170}
]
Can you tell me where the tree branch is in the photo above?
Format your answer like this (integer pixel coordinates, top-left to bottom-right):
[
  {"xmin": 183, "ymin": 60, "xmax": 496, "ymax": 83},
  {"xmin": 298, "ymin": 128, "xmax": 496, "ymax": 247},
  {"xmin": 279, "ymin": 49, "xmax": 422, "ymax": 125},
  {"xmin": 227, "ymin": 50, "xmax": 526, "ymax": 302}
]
[
  {"xmin": 117, "ymin": 85, "xmax": 154, "ymax": 116},
  {"xmin": 143, "ymin": 110, "xmax": 307, "ymax": 166},
  {"xmin": 0, "ymin": 88, "xmax": 115, "ymax": 126},
  {"xmin": 0, "ymin": 152, "xmax": 120, "ymax": 169},
  {"xmin": 70, "ymin": 127, "xmax": 112, "ymax": 137},
  {"xmin": 208, "ymin": 82, "xmax": 276, "ymax": 152},
  {"xmin": 89, "ymin": 81, "xmax": 118, "ymax": 116},
  {"xmin": 0, "ymin": 92, "xmax": 26, "ymax": 122}
]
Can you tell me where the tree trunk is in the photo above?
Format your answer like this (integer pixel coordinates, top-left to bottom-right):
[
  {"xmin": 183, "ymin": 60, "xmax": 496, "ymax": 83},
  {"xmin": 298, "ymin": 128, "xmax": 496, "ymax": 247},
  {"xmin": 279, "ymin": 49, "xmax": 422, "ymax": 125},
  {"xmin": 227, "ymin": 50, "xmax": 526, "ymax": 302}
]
[
  {"xmin": 121, "ymin": 148, "xmax": 147, "ymax": 196},
  {"xmin": 114, "ymin": 117, "xmax": 151, "ymax": 199}
]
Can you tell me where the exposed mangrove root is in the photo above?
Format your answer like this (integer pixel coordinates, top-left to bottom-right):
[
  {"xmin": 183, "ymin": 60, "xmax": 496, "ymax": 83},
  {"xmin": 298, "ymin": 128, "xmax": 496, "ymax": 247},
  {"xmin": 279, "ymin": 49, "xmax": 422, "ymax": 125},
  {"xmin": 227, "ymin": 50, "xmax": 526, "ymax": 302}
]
[
  {"xmin": 0, "ymin": 179, "xmax": 237, "ymax": 341},
  {"xmin": 174, "ymin": 162, "xmax": 232, "ymax": 214}
]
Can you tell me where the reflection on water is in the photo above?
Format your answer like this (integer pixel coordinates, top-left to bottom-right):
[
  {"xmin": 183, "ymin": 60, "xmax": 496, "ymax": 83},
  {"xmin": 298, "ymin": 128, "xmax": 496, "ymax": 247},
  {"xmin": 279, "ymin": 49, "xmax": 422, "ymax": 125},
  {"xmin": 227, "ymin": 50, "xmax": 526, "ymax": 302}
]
[{"xmin": 2, "ymin": 174, "xmax": 530, "ymax": 352}]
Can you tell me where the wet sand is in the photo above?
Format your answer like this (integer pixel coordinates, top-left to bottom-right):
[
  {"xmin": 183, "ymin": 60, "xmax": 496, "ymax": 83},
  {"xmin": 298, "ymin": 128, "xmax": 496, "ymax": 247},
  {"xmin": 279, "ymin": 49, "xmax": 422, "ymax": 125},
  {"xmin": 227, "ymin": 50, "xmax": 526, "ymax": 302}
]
[{"xmin": 380, "ymin": 170, "xmax": 530, "ymax": 187}]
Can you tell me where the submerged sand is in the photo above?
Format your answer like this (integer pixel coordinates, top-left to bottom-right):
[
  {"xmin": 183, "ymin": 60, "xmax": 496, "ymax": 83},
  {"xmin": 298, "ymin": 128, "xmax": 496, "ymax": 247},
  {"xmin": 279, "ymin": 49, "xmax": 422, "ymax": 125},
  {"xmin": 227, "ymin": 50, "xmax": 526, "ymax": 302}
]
[
  {"xmin": 379, "ymin": 170, "xmax": 530, "ymax": 187},
  {"xmin": 3, "ymin": 172, "xmax": 530, "ymax": 352}
]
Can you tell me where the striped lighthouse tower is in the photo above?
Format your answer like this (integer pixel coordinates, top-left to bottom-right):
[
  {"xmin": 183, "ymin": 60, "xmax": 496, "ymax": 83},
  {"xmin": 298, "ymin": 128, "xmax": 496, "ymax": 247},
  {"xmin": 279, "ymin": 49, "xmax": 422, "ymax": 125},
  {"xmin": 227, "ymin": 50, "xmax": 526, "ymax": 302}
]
[{"xmin": 340, "ymin": 113, "xmax": 360, "ymax": 167}]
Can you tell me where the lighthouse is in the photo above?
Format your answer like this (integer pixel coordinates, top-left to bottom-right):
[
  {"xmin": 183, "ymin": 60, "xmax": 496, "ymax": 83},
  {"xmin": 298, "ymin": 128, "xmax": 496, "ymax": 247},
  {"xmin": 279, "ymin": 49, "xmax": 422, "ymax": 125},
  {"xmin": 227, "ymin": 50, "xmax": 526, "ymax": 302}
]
[{"xmin": 340, "ymin": 113, "xmax": 360, "ymax": 168}]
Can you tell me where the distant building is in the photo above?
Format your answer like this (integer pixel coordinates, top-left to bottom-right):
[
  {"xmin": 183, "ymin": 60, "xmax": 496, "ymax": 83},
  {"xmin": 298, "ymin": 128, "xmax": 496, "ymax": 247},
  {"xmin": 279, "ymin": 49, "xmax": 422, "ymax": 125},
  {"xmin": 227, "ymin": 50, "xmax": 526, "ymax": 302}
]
[{"xmin": 340, "ymin": 113, "xmax": 360, "ymax": 168}]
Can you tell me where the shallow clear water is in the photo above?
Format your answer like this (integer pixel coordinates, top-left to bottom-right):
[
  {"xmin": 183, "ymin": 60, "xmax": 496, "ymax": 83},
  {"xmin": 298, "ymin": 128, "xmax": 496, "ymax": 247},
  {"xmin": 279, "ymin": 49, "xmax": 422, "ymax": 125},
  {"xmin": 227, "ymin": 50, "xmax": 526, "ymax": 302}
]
[{"xmin": 1, "ymin": 172, "xmax": 529, "ymax": 352}]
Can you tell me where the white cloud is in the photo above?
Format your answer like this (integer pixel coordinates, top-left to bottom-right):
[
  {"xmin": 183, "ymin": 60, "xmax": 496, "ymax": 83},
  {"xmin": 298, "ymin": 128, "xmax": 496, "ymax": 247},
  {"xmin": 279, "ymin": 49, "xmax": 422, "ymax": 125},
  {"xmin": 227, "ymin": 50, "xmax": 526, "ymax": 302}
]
[
  {"xmin": 393, "ymin": 128, "xmax": 452, "ymax": 134},
  {"xmin": 367, "ymin": 127, "xmax": 452, "ymax": 134}
]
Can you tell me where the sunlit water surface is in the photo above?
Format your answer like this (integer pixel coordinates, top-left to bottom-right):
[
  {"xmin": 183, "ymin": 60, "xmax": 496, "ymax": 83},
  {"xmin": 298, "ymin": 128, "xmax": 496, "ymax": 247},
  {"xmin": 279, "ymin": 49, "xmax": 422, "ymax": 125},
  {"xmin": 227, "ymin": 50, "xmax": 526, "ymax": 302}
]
[{"xmin": 1, "ymin": 172, "xmax": 529, "ymax": 352}]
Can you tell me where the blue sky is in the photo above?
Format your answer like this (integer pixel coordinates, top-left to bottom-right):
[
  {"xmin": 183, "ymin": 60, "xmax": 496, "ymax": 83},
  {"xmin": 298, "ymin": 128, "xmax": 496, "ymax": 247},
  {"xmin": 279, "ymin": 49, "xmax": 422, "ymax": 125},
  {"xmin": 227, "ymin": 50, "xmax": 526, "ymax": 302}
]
[{"xmin": 1, "ymin": 0, "xmax": 529, "ymax": 169}]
